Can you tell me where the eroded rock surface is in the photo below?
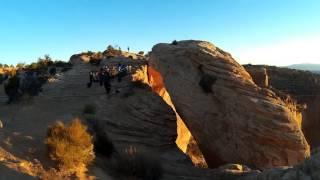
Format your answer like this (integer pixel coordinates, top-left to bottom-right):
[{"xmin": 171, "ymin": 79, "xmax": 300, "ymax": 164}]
[
  {"xmin": 147, "ymin": 66, "xmax": 207, "ymax": 167},
  {"xmin": 0, "ymin": 57, "xmax": 211, "ymax": 179},
  {"xmin": 149, "ymin": 40, "xmax": 310, "ymax": 169},
  {"xmin": 245, "ymin": 65, "xmax": 320, "ymax": 149}
]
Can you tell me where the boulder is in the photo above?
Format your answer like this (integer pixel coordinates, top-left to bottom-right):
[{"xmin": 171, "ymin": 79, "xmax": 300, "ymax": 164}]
[{"xmin": 149, "ymin": 40, "xmax": 310, "ymax": 169}]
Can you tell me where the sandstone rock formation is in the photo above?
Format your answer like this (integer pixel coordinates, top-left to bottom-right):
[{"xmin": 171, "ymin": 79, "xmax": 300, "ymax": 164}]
[
  {"xmin": 240, "ymin": 152, "xmax": 320, "ymax": 180},
  {"xmin": 245, "ymin": 65, "xmax": 320, "ymax": 149},
  {"xmin": 0, "ymin": 56, "xmax": 211, "ymax": 179},
  {"xmin": 149, "ymin": 40, "xmax": 310, "ymax": 169}
]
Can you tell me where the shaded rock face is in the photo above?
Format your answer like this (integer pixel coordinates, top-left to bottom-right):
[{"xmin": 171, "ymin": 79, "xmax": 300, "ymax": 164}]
[
  {"xmin": 147, "ymin": 66, "xmax": 207, "ymax": 167},
  {"xmin": 240, "ymin": 152, "xmax": 320, "ymax": 180},
  {"xmin": 147, "ymin": 66, "xmax": 192, "ymax": 152},
  {"xmin": 245, "ymin": 65, "xmax": 320, "ymax": 149},
  {"xmin": 149, "ymin": 40, "xmax": 310, "ymax": 169}
]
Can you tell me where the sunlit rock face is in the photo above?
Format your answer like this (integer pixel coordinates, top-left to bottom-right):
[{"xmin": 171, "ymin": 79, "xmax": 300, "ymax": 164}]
[
  {"xmin": 245, "ymin": 65, "xmax": 320, "ymax": 150},
  {"xmin": 149, "ymin": 40, "xmax": 310, "ymax": 169}
]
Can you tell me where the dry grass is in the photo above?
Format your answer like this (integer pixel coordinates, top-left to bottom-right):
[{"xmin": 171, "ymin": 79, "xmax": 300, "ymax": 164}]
[{"xmin": 45, "ymin": 118, "xmax": 95, "ymax": 172}]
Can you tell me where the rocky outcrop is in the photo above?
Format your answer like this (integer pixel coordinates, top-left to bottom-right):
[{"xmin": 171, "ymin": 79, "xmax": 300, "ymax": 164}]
[
  {"xmin": 245, "ymin": 65, "xmax": 320, "ymax": 149},
  {"xmin": 0, "ymin": 57, "xmax": 212, "ymax": 179},
  {"xmin": 149, "ymin": 40, "xmax": 310, "ymax": 169},
  {"xmin": 240, "ymin": 152, "xmax": 320, "ymax": 180},
  {"xmin": 245, "ymin": 66, "xmax": 269, "ymax": 88}
]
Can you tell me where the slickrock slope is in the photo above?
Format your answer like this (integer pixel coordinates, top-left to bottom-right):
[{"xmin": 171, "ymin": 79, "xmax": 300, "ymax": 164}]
[
  {"xmin": 149, "ymin": 40, "xmax": 310, "ymax": 169},
  {"xmin": 245, "ymin": 65, "xmax": 320, "ymax": 149},
  {"xmin": 0, "ymin": 56, "xmax": 213, "ymax": 179}
]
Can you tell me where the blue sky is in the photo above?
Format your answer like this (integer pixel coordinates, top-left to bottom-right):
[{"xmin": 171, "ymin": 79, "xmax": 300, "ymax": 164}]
[{"xmin": 0, "ymin": 0, "xmax": 320, "ymax": 66}]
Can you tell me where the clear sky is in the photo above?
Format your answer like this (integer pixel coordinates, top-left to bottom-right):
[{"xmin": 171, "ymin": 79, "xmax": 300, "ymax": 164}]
[{"xmin": 0, "ymin": 0, "xmax": 319, "ymax": 66}]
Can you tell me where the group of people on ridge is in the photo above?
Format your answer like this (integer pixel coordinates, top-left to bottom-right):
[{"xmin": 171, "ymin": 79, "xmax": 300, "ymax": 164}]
[{"xmin": 87, "ymin": 63, "xmax": 128, "ymax": 94}]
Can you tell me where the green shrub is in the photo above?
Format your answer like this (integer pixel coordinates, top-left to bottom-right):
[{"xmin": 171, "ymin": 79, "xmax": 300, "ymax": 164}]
[
  {"xmin": 171, "ymin": 40, "xmax": 178, "ymax": 45},
  {"xmin": 45, "ymin": 119, "xmax": 95, "ymax": 171},
  {"xmin": 199, "ymin": 74, "xmax": 217, "ymax": 93},
  {"xmin": 112, "ymin": 148, "xmax": 163, "ymax": 180},
  {"xmin": 83, "ymin": 104, "xmax": 96, "ymax": 115},
  {"xmin": 49, "ymin": 67, "xmax": 57, "ymax": 76},
  {"xmin": 53, "ymin": 61, "xmax": 72, "ymax": 68},
  {"xmin": 4, "ymin": 75, "xmax": 21, "ymax": 103}
]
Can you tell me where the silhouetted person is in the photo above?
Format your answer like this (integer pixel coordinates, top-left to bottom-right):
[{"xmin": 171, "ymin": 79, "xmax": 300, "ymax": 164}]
[
  {"xmin": 117, "ymin": 64, "xmax": 127, "ymax": 82},
  {"xmin": 103, "ymin": 71, "xmax": 111, "ymax": 94},
  {"xmin": 87, "ymin": 71, "xmax": 94, "ymax": 88}
]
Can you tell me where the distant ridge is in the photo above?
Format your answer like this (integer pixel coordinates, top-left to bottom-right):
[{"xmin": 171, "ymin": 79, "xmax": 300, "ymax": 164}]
[{"xmin": 286, "ymin": 63, "xmax": 320, "ymax": 73}]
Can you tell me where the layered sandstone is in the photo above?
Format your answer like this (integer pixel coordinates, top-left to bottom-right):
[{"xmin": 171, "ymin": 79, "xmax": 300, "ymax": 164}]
[
  {"xmin": 245, "ymin": 65, "xmax": 320, "ymax": 149},
  {"xmin": 149, "ymin": 40, "xmax": 310, "ymax": 169}
]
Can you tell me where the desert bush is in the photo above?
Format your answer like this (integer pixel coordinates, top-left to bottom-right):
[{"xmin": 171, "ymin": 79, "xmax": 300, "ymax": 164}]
[
  {"xmin": 45, "ymin": 119, "xmax": 95, "ymax": 171},
  {"xmin": 0, "ymin": 74, "xmax": 3, "ymax": 84},
  {"xmin": 83, "ymin": 104, "xmax": 96, "ymax": 115},
  {"xmin": 199, "ymin": 73, "xmax": 217, "ymax": 93},
  {"xmin": 138, "ymin": 51, "xmax": 144, "ymax": 55},
  {"xmin": 20, "ymin": 74, "xmax": 43, "ymax": 96},
  {"xmin": 112, "ymin": 147, "xmax": 163, "ymax": 180},
  {"xmin": 103, "ymin": 45, "xmax": 122, "ymax": 57},
  {"xmin": 49, "ymin": 67, "xmax": 57, "ymax": 76},
  {"xmin": 54, "ymin": 61, "xmax": 72, "ymax": 68},
  {"xmin": 171, "ymin": 40, "xmax": 178, "ymax": 45},
  {"xmin": 4, "ymin": 75, "xmax": 21, "ymax": 103}
]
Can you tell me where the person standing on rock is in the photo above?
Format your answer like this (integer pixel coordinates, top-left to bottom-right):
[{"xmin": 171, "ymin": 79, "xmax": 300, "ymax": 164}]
[
  {"xmin": 117, "ymin": 63, "xmax": 127, "ymax": 82},
  {"xmin": 87, "ymin": 71, "xmax": 94, "ymax": 88},
  {"xmin": 98, "ymin": 68, "xmax": 104, "ymax": 86},
  {"xmin": 103, "ymin": 70, "xmax": 111, "ymax": 94}
]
